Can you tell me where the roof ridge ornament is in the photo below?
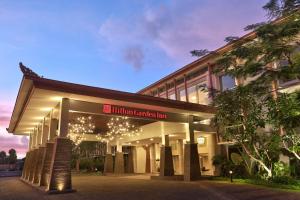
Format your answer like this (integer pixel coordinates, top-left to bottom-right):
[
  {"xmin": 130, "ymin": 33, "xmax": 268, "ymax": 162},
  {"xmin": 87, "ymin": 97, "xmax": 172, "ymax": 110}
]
[{"xmin": 19, "ymin": 62, "xmax": 40, "ymax": 78}]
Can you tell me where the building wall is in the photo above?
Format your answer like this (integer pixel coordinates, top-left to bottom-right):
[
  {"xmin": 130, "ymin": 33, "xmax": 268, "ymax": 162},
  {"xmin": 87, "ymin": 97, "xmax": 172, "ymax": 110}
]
[{"xmin": 135, "ymin": 146, "xmax": 146, "ymax": 173}]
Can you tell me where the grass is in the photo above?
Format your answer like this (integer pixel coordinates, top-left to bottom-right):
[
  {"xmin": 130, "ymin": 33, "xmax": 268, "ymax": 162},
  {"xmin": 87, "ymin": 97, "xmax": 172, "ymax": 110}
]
[{"xmin": 211, "ymin": 177, "xmax": 300, "ymax": 192}]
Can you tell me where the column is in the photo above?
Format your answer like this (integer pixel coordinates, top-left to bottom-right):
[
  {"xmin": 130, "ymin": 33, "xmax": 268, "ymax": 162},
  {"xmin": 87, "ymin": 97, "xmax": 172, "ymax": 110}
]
[
  {"xmin": 48, "ymin": 98, "xmax": 73, "ymax": 192},
  {"xmin": 114, "ymin": 141, "xmax": 124, "ymax": 174},
  {"xmin": 22, "ymin": 133, "xmax": 33, "ymax": 179},
  {"xmin": 150, "ymin": 143, "xmax": 156, "ymax": 173},
  {"xmin": 177, "ymin": 139, "xmax": 184, "ymax": 174},
  {"xmin": 165, "ymin": 83, "xmax": 169, "ymax": 99},
  {"xmin": 207, "ymin": 63, "xmax": 214, "ymax": 100},
  {"xmin": 184, "ymin": 74, "xmax": 189, "ymax": 102},
  {"xmin": 174, "ymin": 79, "xmax": 178, "ymax": 100},
  {"xmin": 184, "ymin": 115, "xmax": 201, "ymax": 181},
  {"xmin": 160, "ymin": 123, "xmax": 174, "ymax": 176},
  {"xmin": 30, "ymin": 126, "xmax": 41, "ymax": 183},
  {"xmin": 25, "ymin": 130, "xmax": 36, "ymax": 181},
  {"xmin": 104, "ymin": 142, "xmax": 113, "ymax": 174},
  {"xmin": 40, "ymin": 113, "xmax": 57, "ymax": 186},
  {"xmin": 125, "ymin": 146, "xmax": 134, "ymax": 173},
  {"xmin": 143, "ymin": 145, "xmax": 151, "ymax": 173},
  {"xmin": 33, "ymin": 118, "xmax": 48, "ymax": 185}
]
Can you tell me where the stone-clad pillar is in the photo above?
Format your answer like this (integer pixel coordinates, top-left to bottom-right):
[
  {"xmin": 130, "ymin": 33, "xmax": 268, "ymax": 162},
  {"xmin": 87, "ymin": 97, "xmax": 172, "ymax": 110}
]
[
  {"xmin": 40, "ymin": 142, "xmax": 54, "ymax": 186},
  {"xmin": 33, "ymin": 146, "xmax": 46, "ymax": 184},
  {"xmin": 114, "ymin": 141, "xmax": 124, "ymax": 174},
  {"xmin": 104, "ymin": 143, "xmax": 113, "ymax": 174},
  {"xmin": 126, "ymin": 146, "xmax": 134, "ymax": 173},
  {"xmin": 24, "ymin": 130, "xmax": 37, "ymax": 181},
  {"xmin": 24, "ymin": 151, "xmax": 33, "ymax": 181},
  {"xmin": 160, "ymin": 134, "xmax": 174, "ymax": 176},
  {"xmin": 33, "ymin": 118, "xmax": 49, "ymax": 185},
  {"xmin": 47, "ymin": 98, "xmax": 73, "ymax": 192},
  {"xmin": 22, "ymin": 151, "xmax": 30, "ymax": 179},
  {"xmin": 184, "ymin": 115, "xmax": 200, "ymax": 181},
  {"xmin": 22, "ymin": 133, "xmax": 33, "ymax": 179},
  {"xmin": 29, "ymin": 148, "xmax": 39, "ymax": 182},
  {"xmin": 144, "ymin": 145, "xmax": 151, "ymax": 173},
  {"xmin": 41, "ymin": 112, "xmax": 57, "ymax": 187}
]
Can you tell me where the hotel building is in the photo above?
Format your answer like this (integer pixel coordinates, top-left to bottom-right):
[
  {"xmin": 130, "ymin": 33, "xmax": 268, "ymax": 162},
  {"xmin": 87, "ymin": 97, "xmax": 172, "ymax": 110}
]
[{"xmin": 7, "ymin": 31, "xmax": 300, "ymax": 193}]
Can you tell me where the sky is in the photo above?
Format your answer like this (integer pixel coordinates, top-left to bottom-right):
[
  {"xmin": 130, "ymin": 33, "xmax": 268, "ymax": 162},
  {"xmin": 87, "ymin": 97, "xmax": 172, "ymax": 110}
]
[{"xmin": 0, "ymin": 0, "xmax": 268, "ymax": 158}]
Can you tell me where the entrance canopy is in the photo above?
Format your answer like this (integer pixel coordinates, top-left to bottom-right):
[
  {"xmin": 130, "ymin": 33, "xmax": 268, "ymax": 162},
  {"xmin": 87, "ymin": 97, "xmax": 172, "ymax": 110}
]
[{"xmin": 7, "ymin": 63, "xmax": 216, "ymax": 137}]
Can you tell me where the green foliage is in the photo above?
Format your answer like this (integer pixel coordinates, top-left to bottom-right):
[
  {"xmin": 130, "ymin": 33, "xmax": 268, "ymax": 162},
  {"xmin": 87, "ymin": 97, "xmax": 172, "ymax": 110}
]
[
  {"xmin": 0, "ymin": 151, "xmax": 6, "ymax": 164},
  {"xmin": 8, "ymin": 149, "xmax": 17, "ymax": 164},
  {"xmin": 212, "ymin": 154, "xmax": 249, "ymax": 178},
  {"xmin": 273, "ymin": 161, "xmax": 290, "ymax": 176},
  {"xmin": 231, "ymin": 153, "xmax": 243, "ymax": 165},
  {"xmin": 271, "ymin": 175, "xmax": 298, "ymax": 185},
  {"xmin": 79, "ymin": 158, "xmax": 94, "ymax": 171},
  {"xmin": 212, "ymin": 154, "xmax": 227, "ymax": 166}
]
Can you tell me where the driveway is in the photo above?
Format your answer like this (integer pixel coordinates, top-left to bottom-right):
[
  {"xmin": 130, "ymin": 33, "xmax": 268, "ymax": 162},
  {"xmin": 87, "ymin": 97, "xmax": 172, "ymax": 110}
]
[{"xmin": 0, "ymin": 175, "xmax": 299, "ymax": 200}]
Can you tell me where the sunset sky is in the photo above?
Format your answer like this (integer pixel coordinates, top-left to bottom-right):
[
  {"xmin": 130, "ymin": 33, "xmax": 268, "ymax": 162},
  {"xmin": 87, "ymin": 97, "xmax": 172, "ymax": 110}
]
[{"xmin": 0, "ymin": 0, "xmax": 268, "ymax": 158}]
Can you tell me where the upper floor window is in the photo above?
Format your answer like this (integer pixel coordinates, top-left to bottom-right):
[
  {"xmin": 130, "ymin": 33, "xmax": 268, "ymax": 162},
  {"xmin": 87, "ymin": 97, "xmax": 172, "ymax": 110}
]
[
  {"xmin": 219, "ymin": 75, "xmax": 235, "ymax": 91},
  {"xmin": 178, "ymin": 88, "xmax": 186, "ymax": 102},
  {"xmin": 168, "ymin": 93, "xmax": 176, "ymax": 100},
  {"xmin": 187, "ymin": 84, "xmax": 209, "ymax": 105}
]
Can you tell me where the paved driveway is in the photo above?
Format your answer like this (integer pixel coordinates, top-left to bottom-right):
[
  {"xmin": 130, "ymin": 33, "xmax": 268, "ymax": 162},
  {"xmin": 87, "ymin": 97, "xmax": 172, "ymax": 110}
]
[{"xmin": 0, "ymin": 175, "xmax": 299, "ymax": 200}]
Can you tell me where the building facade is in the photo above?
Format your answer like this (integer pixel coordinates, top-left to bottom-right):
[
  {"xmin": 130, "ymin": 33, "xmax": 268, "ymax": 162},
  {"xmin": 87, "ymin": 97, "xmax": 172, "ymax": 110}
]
[{"xmin": 7, "ymin": 30, "xmax": 299, "ymax": 193}]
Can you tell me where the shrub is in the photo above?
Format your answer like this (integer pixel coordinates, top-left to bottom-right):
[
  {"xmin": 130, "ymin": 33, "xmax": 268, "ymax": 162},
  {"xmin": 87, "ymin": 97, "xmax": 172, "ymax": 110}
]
[
  {"xmin": 271, "ymin": 176, "xmax": 298, "ymax": 185},
  {"xmin": 79, "ymin": 158, "xmax": 94, "ymax": 171},
  {"xmin": 273, "ymin": 161, "xmax": 290, "ymax": 177}
]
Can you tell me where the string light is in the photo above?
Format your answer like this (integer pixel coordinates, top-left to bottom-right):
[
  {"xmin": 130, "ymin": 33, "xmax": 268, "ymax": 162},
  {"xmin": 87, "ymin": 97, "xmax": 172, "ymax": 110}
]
[
  {"xmin": 68, "ymin": 116, "xmax": 95, "ymax": 145},
  {"xmin": 96, "ymin": 116, "xmax": 142, "ymax": 141}
]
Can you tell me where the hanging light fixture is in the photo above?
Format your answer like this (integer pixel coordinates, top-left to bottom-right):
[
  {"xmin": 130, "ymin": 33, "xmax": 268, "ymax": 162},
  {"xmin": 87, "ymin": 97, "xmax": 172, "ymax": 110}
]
[
  {"xmin": 96, "ymin": 116, "xmax": 142, "ymax": 141},
  {"xmin": 68, "ymin": 116, "xmax": 95, "ymax": 145}
]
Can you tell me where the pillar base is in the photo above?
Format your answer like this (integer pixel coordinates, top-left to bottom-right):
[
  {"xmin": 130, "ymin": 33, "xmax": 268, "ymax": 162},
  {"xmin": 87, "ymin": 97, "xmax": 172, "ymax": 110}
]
[
  {"xmin": 40, "ymin": 142, "xmax": 55, "ymax": 186},
  {"xmin": 160, "ymin": 146, "xmax": 174, "ymax": 176},
  {"xmin": 104, "ymin": 153, "xmax": 114, "ymax": 174},
  {"xmin": 28, "ymin": 149, "xmax": 39, "ymax": 182},
  {"xmin": 125, "ymin": 148, "xmax": 134, "ymax": 173},
  {"xmin": 184, "ymin": 143, "xmax": 200, "ymax": 181},
  {"xmin": 114, "ymin": 152, "xmax": 124, "ymax": 174},
  {"xmin": 22, "ymin": 151, "xmax": 32, "ymax": 180},
  {"xmin": 47, "ymin": 137, "xmax": 72, "ymax": 192},
  {"xmin": 33, "ymin": 146, "xmax": 46, "ymax": 185}
]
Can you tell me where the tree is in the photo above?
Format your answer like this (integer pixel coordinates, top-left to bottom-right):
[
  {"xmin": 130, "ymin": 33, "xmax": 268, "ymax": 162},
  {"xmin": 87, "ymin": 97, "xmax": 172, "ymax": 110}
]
[
  {"xmin": 0, "ymin": 151, "xmax": 6, "ymax": 164},
  {"xmin": 268, "ymin": 91, "xmax": 300, "ymax": 159},
  {"xmin": 8, "ymin": 149, "xmax": 17, "ymax": 164},
  {"xmin": 192, "ymin": 0, "xmax": 300, "ymax": 177}
]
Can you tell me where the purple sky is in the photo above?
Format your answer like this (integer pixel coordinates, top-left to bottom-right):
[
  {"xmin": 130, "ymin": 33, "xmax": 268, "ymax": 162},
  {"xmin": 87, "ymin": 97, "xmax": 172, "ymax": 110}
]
[{"xmin": 0, "ymin": 0, "xmax": 268, "ymax": 158}]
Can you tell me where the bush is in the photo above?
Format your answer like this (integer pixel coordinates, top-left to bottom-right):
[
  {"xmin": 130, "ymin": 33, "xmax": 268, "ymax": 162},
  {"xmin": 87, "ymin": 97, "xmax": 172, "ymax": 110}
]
[
  {"xmin": 94, "ymin": 157, "xmax": 104, "ymax": 172},
  {"xmin": 273, "ymin": 161, "xmax": 290, "ymax": 177},
  {"xmin": 271, "ymin": 176, "xmax": 298, "ymax": 185},
  {"xmin": 79, "ymin": 158, "xmax": 94, "ymax": 171}
]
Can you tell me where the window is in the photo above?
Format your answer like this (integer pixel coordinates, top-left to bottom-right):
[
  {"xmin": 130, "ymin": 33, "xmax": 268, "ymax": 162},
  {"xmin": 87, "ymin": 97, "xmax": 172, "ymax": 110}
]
[
  {"xmin": 188, "ymin": 85, "xmax": 197, "ymax": 103},
  {"xmin": 197, "ymin": 84, "xmax": 209, "ymax": 105},
  {"xmin": 168, "ymin": 93, "xmax": 176, "ymax": 100},
  {"xmin": 160, "ymin": 93, "xmax": 167, "ymax": 99},
  {"xmin": 220, "ymin": 75, "xmax": 235, "ymax": 91},
  {"xmin": 187, "ymin": 83, "xmax": 209, "ymax": 105},
  {"xmin": 178, "ymin": 89, "xmax": 186, "ymax": 101}
]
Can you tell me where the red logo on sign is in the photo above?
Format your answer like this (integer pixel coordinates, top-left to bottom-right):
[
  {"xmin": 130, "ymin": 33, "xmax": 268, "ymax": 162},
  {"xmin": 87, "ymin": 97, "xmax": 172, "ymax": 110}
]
[{"xmin": 103, "ymin": 104, "xmax": 112, "ymax": 113}]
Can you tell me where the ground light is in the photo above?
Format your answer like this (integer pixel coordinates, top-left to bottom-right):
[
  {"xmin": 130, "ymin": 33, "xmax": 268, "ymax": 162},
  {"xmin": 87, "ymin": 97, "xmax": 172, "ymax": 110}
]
[{"xmin": 229, "ymin": 170, "xmax": 233, "ymax": 183}]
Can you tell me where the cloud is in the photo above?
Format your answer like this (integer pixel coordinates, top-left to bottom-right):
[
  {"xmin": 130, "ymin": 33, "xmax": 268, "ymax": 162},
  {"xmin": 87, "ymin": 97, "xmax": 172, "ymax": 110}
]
[
  {"xmin": 0, "ymin": 102, "xmax": 27, "ymax": 158},
  {"xmin": 0, "ymin": 130, "xmax": 28, "ymax": 158},
  {"xmin": 98, "ymin": 0, "xmax": 267, "ymax": 67},
  {"xmin": 123, "ymin": 46, "xmax": 144, "ymax": 70}
]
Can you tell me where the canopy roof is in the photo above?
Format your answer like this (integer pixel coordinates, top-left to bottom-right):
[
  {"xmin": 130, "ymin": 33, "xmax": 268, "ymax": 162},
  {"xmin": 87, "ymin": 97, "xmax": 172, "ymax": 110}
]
[{"xmin": 8, "ymin": 63, "xmax": 216, "ymax": 135}]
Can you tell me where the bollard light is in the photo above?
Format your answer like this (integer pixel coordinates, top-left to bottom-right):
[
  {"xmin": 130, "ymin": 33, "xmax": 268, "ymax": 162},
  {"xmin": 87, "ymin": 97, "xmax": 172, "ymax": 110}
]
[{"xmin": 229, "ymin": 170, "xmax": 233, "ymax": 183}]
